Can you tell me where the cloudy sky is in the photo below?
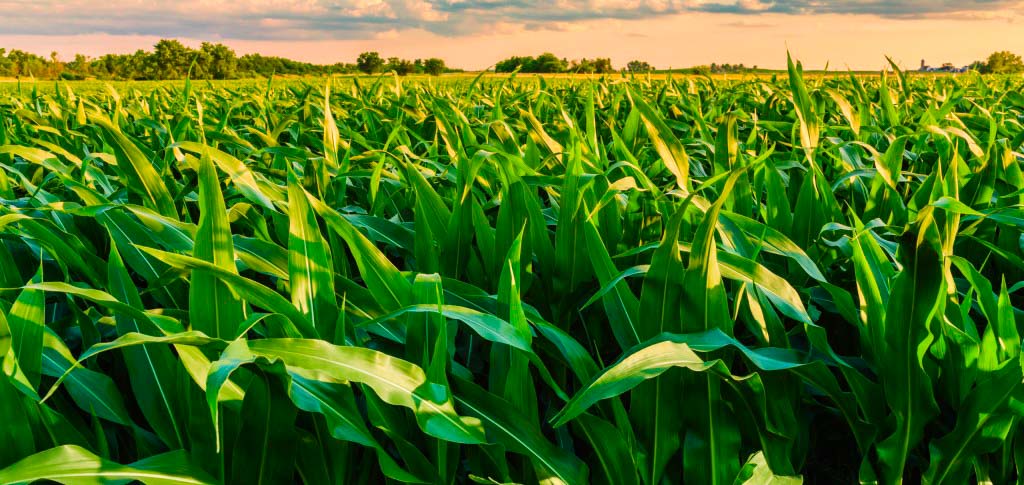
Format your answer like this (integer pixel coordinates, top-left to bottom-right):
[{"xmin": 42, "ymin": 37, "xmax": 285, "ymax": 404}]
[{"xmin": 0, "ymin": 0, "xmax": 1022, "ymax": 70}]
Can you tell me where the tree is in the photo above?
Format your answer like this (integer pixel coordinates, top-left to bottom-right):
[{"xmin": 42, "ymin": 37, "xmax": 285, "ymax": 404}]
[
  {"xmin": 495, "ymin": 56, "xmax": 532, "ymax": 73},
  {"xmin": 397, "ymin": 60, "xmax": 415, "ymax": 75},
  {"xmin": 199, "ymin": 42, "xmax": 237, "ymax": 80},
  {"xmin": 495, "ymin": 53, "xmax": 566, "ymax": 73},
  {"xmin": 0, "ymin": 48, "xmax": 9, "ymax": 76},
  {"xmin": 357, "ymin": 52, "xmax": 384, "ymax": 74},
  {"xmin": 424, "ymin": 58, "xmax": 446, "ymax": 76},
  {"xmin": 48, "ymin": 51, "xmax": 64, "ymax": 78},
  {"xmin": 627, "ymin": 60, "xmax": 653, "ymax": 73},
  {"xmin": 61, "ymin": 53, "xmax": 90, "ymax": 80},
  {"xmin": 592, "ymin": 58, "xmax": 614, "ymax": 74},
  {"xmin": 986, "ymin": 51, "xmax": 1024, "ymax": 74},
  {"xmin": 385, "ymin": 57, "xmax": 415, "ymax": 75},
  {"xmin": 67, "ymin": 54, "xmax": 89, "ymax": 76},
  {"xmin": 532, "ymin": 53, "xmax": 567, "ymax": 73},
  {"xmin": 152, "ymin": 39, "xmax": 193, "ymax": 79},
  {"xmin": 6, "ymin": 49, "xmax": 47, "ymax": 77},
  {"xmin": 0, "ymin": 40, "xmax": 449, "ymax": 80},
  {"xmin": 967, "ymin": 60, "xmax": 989, "ymax": 73},
  {"xmin": 569, "ymin": 58, "xmax": 613, "ymax": 74},
  {"xmin": 570, "ymin": 58, "xmax": 593, "ymax": 73},
  {"xmin": 691, "ymin": 65, "xmax": 711, "ymax": 75}
]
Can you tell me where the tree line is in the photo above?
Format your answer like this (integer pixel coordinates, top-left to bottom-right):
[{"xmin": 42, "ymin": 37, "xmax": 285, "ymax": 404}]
[
  {"xmin": 0, "ymin": 40, "xmax": 454, "ymax": 80},
  {"xmin": 968, "ymin": 51, "xmax": 1024, "ymax": 74},
  {"xmin": 0, "ymin": 43, "xmax": 655, "ymax": 80},
  {"xmin": 9, "ymin": 40, "xmax": 1016, "ymax": 80},
  {"xmin": 492, "ymin": 54, "xmax": 660, "ymax": 74}
]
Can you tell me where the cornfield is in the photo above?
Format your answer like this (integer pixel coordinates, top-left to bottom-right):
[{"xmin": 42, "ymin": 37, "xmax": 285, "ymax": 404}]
[{"xmin": 1, "ymin": 57, "xmax": 1023, "ymax": 484}]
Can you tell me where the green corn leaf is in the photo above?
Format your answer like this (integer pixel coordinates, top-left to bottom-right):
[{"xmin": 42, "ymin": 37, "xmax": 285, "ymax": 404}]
[
  {"xmin": 633, "ymin": 203, "xmax": 687, "ymax": 484},
  {"xmin": 288, "ymin": 375, "xmax": 428, "ymax": 483},
  {"xmin": 41, "ymin": 331, "xmax": 134, "ymax": 426},
  {"xmin": 176, "ymin": 141, "xmax": 279, "ymax": 210},
  {"xmin": 629, "ymin": 88, "xmax": 691, "ymax": 192},
  {"xmin": 7, "ymin": 269, "xmax": 44, "ymax": 389},
  {"xmin": 875, "ymin": 218, "xmax": 944, "ymax": 483},
  {"xmin": 230, "ymin": 372, "xmax": 299, "ymax": 485},
  {"xmin": 453, "ymin": 378, "xmax": 588, "ymax": 484},
  {"xmin": 91, "ymin": 114, "xmax": 178, "ymax": 219},
  {"xmin": 571, "ymin": 412, "xmax": 639, "ymax": 485},
  {"xmin": 736, "ymin": 451, "xmax": 803, "ymax": 484},
  {"xmin": 0, "ymin": 307, "xmax": 10, "ymax": 358},
  {"xmin": 191, "ymin": 146, "xmax": 246, "ymax": 340},
  {"xmin": 137, "ymin": 246, "xmax": 317, "ymax": 339},
  {"xmin": 554, "ymin": 329, "xmax": 820, "ymax": 424},
  {"xmin": 306, "ymin": 189, "xmax": 412, "ymax": 311},
  {"xmin": 287, "ymin": 169, "xmax": 338, "ymax": 339},
  {"xmin": 0, "ymin": 445, "xmax": 216, "ymax": 485},
  {"xmin": 786, "ymin": 52, "xmax": 819, "ymax": 157},
  {"xmin": 245, "ymin": 338, "xmax": 486, "ymax": 445},
  {"xmin": 584, "ymin": 208, "xmax": 641, "ymax": 350},
  {"xmin": 323, "ymin": 83, "xmax": 341, "ymax": 170},
  {"xmin": 924, "ymin": 355, "xmax": 1024, "ymax": 484}
]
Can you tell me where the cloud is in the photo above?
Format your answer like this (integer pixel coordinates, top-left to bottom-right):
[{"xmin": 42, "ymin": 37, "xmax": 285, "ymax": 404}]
[
  {"xmin": 696, "ymin": 0, "xmax": 1024, "ymax": 18},
  {"xmin": 0, "ymin": 0, "xmax": 443, "ymax": 39},
  {"xmin": 0, "ymin": 0, "xmax": 1020, "ymax": 40},
  {"xmin": 722, "ymin": 19, "xmax": 775, "ymax": 28}
]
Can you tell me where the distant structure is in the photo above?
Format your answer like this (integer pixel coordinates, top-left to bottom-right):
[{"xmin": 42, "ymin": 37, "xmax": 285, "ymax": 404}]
[{"xmin": 919, "ymin": 59, "xmax": 968, "ymax": 73}]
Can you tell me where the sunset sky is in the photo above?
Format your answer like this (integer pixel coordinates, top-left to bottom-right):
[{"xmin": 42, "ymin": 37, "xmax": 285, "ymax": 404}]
[{"xmin": 1, "ymin": 0, "xmax": 1022, "ymax": 70}]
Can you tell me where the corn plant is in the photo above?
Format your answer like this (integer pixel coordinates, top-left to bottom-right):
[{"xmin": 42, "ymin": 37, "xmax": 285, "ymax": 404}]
[{"xmin": 0, "ymin": 62, "xmax": 1023, "ymax": 484}]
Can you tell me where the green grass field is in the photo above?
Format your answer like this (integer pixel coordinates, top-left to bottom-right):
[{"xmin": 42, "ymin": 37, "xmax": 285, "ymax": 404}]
[
  {"xmin": 0, "ymin": 68, "xmax": 962, "ymax": 95},
  {"xmin": 0, "ymin": 57, "xmax": 1022, "ymax": 484}
]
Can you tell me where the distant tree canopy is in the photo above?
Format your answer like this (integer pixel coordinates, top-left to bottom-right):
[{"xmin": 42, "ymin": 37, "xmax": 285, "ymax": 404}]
[
  {"xmin": 0, "ymin": 48, "xmax": 54, "ymax": 78},
  {"xmin": 968, "ymin": 60, "xmax": 989, "ymax": 72},
  {"xmin": 357, "ymin": 51, "xmax": 385, "ymax": 74},
  {"xmin": 962, "ymin": 51, "xmax": 1024, "ymax": 74},
  {"xmin": 5, "ymin": 43, "xmax": 1023, "ymax": 81},
  {"xmin": 494, "ymin": 53, "xmax": 579, "ymax": 73},
  {"xmin": 355, "ymin": 52, "xmax": 448, "ymax": 76},
  {"xmin": 627, "ymin": 60, "xmax": 654, "ymax": 72},
  {"xmin": 690, "ymin": 65, "xmax": 712, "ymax": 76},
  {"xmin": 237, "ymin": 53, "xmax": 352, "ymax": 78},
  {"xmin": 984, "ymin": 51, "xmax": 1024, "ymax": 74},
  {"xmin": 569, "ymin": 58, "xmax": 614, "ymax": 74},
  {"xmin": 707, "ymin": 63, "xmax": 754, "ymax": 74},
  {"xmin": 0, "ymin": 41, "xmax": 457, "ymax": 80},
  {"xmin": 423, "ymin": 58, "xmax": 446, "ymax": 76},
  {"xmin": 387, "ymin": 57, "xmax": 414, "ymax": 75}
]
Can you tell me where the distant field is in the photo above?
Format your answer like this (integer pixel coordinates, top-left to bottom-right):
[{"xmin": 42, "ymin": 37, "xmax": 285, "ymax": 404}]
[{"xmin": 0, "ymin": 68, "xmax": 975, "ymax": 94}]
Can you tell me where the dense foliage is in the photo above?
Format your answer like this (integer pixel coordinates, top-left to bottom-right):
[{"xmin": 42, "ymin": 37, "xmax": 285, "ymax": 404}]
[
  {"xmin": 627, "ymin": 60, "xmax": 655, "ymax": 73},
  {"xmin": 493, "ymin": 54, "xmax": 615, "ymax": 74},
  {"xmin": 978, "ymin": 51, "xmax": 1024, "ymax": 74},
  {"xmin": 687, "ymin": 63, "xmax": 761, "ymax": 75},
  {"xmin": 0, "ymin": 40, "xmax": 453, "ymax": 80},
  {"xmin": 0, "ymin": 59, "xmax": 1023, "ymax": 484},
  {"xmin": 493, "ymin": 53, "xmax": 616, "ymax": 74},
  {"xmin": 5, "ymin": 40, "xmax": 1024, "ymax": 81}
]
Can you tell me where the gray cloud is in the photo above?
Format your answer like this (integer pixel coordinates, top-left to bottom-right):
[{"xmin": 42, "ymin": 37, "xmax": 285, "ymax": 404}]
[
  {"xmin": 0, "ymin": 0, "xmax": 1019, "ymax": 40},
  {"xmin": 696, "ymin": 0, "xmax": 1020, "ymax": 17}
]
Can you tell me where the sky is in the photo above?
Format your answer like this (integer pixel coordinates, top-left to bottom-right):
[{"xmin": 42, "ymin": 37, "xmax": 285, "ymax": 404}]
[{"xmin": 0, "ymin": 0, "xmax": 1022, "ymax": 70}]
